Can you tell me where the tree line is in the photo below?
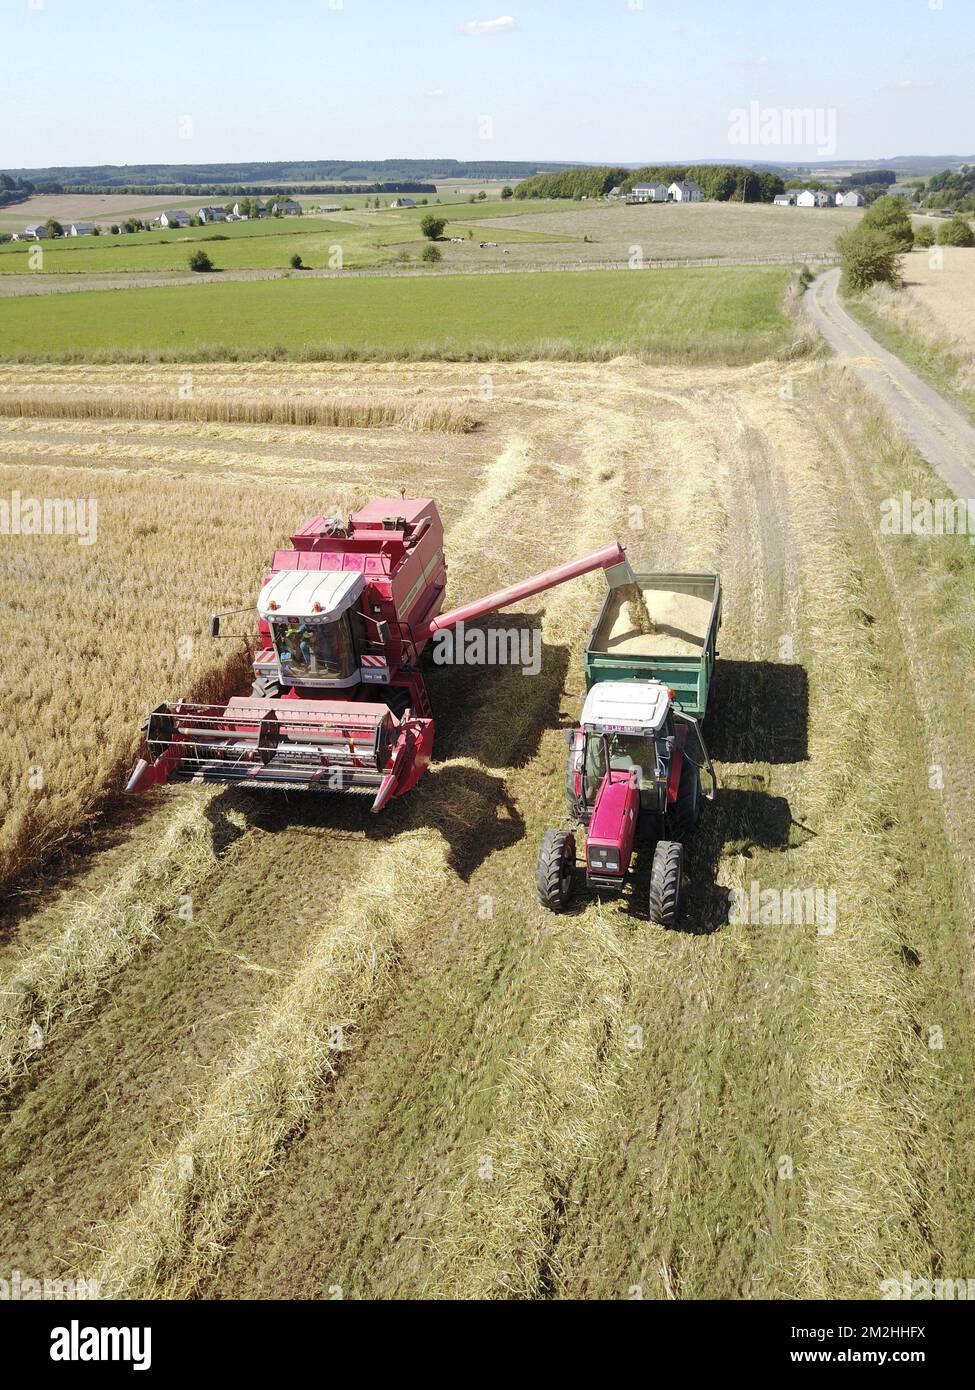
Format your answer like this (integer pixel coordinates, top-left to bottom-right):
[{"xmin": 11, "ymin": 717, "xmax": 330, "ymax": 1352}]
[{"xmin": 513, "ymin": 164, "xmax": 786, "ymax": 202}]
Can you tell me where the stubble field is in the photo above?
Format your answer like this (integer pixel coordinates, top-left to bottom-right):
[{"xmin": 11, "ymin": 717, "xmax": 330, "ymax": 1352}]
[{"xmin": 1, "ymin": 356, "xmax": 974, "ymax": 1299}]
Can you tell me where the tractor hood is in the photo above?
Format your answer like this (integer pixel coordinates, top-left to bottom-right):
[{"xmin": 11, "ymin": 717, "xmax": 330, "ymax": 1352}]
[
  {"xmin": 580, "ymin": 680, "xmax": 671, "ymax": 735},
  {"xmin": 257, "ymin": 568, "xmax": 364, "ymax": 622}
]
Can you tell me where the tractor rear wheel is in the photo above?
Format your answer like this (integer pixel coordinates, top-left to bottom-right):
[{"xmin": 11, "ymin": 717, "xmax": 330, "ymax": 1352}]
[
  {"xmin": 649, "ymin": 839, "xmax": 684, "ymax": 928},
  {"xmin": 565, "ymin": 744, "xmax": 584, "ymax": 822},
  {"xmin": 669, "ymin": 757, "xmax": 700, "ymax": 839},
  {"xmin": 536, "ymin": 829, "xmax": 576, "ymax": 912}
]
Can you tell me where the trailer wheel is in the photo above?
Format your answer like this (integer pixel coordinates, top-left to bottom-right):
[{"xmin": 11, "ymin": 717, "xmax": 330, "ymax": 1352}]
[
  {"xmin": 669, "ymin": 757, "xmax": 700, "ymax": 839},
  {"xmin": 649, "ymin": 840, "xmax": 684, "ymax": 928},
  {"xmin": 536, "ymin": 830, "xmax": 576, "ymax": 912}
]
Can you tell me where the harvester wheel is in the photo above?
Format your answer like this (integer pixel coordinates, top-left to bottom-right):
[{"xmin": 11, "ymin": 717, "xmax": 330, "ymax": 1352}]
[
  {"xmin": 536, "ymin": 829, "xmax": 576, "ymax": 912},
  {"xmin": 251, "ymin": 675, "xmax": 282, "ymax": 699},
  {"xmin": 649, "ymin": 840, "xmax": 684, "ymax": 928},
  {"xmin": 669, "ymin": 757, "xmax": 700, "ymax": 839}
]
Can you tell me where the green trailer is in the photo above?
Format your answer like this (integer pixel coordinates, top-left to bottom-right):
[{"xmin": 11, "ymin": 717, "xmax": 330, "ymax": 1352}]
[{"xmin": 584, "ymin": 571, "xmax": 721, "ymax": 722}]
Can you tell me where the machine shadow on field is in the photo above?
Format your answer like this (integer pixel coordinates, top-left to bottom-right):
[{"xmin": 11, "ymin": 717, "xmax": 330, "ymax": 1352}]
[{"xmin": 706, "ymin": 660, "xmax": 809, "ymax": 765}]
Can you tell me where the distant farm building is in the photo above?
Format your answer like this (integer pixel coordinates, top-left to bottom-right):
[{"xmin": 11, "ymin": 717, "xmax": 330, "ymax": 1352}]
[
  {"xmin": 630, "ymin": 182, "xmax": 669, "ymax": 203},
  {"xmin": 773, "ymin": 193, "xmax": 796, "ymax": 206},
  {"xmin": 668, "ymin": 180, "xmax": 702, "ymax": 202},
  {"xmin": 24, "ymin": 223, "xmax": 49, "ymax": 239},
  {"xmin": 158, "ymin": 209, "xmax": 191, "ymax": 228},
  {"xmin": 271, "ymin": 199, "xmax": 302, "ymax": 215},
  {"xmin": 796, "ymin": 189, "xmax": 831, "ymax": 207},
  {"xmin": 197, "ymin": 206, "xmax": 227, "ymax": 223},
  {"xmin": 69, "ymin": 222, "xmax": 95, "ymax": 236},
  {"xmin": 316, "ymin": 204, "xmax": 342, "ymax": 213},
  {"xmin": 888, "ymin": 185, "xmax": 915, "ymax": 200},
  {"xmin": 390, "ymin": 197, "xmax": 417, "ymax": 209},
  {"xmin": 836, "ymin": 190, "xmax": 866, "ymax": 208}
]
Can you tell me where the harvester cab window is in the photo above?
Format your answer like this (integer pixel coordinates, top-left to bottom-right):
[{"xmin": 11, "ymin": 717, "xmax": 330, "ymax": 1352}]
[
  {"xmin": 583, "ymin": 731, "xmax": 657, "ymax": 803},
  {"xmin": 271, "ymin": 615, "xmax": 356, "ymax": 680}
]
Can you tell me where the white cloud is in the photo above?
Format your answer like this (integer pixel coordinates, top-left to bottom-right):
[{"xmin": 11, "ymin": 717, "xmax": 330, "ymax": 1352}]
[
  {"xmin": 895, "ymin": 79, "xmax": 934, "ymax": 89},
  {"xmin": 425, "ymin": 89, "xmax": 446, "ymax": 97},
  {"xmin": 457, "ymin": 16, "xmax": 515, "ymax": 37}
]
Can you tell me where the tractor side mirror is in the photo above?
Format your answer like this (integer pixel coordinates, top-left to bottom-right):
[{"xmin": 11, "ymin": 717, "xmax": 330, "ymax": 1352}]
[
  {"xmin": 375, "ymin": 620, "xmax": 390, "ymax": 645},
  {"xmin": 209, "ymin": 614, "xmax": 220, "ymax": 638}
]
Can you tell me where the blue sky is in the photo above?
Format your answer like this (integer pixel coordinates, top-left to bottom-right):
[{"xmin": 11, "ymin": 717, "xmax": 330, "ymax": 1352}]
[{"xmin": 2, "ymin": 0, "xmax": 972, "ymax": 166}]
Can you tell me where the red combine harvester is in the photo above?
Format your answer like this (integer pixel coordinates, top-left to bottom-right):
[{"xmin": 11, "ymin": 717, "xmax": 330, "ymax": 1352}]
[{"xmin": 126, "ymin": 497, "xmax": 634, "ymax": 812}]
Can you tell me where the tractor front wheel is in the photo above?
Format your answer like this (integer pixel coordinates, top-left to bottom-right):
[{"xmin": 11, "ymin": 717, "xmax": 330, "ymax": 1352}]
[
  {"xmin": 536, "ymin": 829, "xmax": 577, "ymax": 912},
  {"xmin": 649, "ymin": 839, "xmax": 684, "ymax": 928}
]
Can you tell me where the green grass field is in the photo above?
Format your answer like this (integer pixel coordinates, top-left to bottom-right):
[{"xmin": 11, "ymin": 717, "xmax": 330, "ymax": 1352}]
[
  {"xmin": 0, "ymin": 201, "xmax": 571, "ymax": 274},
  {"xmin": 0, "ymin": 264, "xmax": 793, "ymax": 362}
]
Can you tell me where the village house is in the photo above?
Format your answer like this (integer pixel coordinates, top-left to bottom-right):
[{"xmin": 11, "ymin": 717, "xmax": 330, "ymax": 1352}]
[
  {"xmin": 629, "ymin": 182, "xmax": 669, "ymax": 203},
  {"xmin": 271, "ymin": 198, "xmax": 302, "ymax": 215},
  {"xmin": 836, "ymin": 190, "xmax": 866, "ymax": 208},
  {"xmin": 668, "ymin": 180, "xmax": 702, "ymax": 202},
  {"xmin": 390, "ymin": 197, "xmax": 417, "ymax": 209},
  {"xmin": 796, "ymin": 189, "xmax": 832, "ymax": 207},
  {"xmin": 69, "ymin": 222, "xmax": 95, "ymax": 236},
  {"xmin": 197, "ymin": 206, "xmax": 227, "ymax": 223},
  {"xmin": 773, "ymin": 192, "xmax": 796, "ymax": 206},
  {"xmin": 158, "ymin": 209, "xmax": 191, "ymax": 228},
  {"xmin": 24, "ymin": 222, "xmax": 49, "ymax": 239}
]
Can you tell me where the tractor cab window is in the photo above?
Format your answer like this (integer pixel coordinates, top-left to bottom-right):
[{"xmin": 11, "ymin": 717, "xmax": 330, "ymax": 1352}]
[
  {"xmin": 583, "ymin": 731, "xmax": 658, "ymax": 803},
  {"xmin": 271, "ymin": 614, "xmax": 356, "ymax": 679}
]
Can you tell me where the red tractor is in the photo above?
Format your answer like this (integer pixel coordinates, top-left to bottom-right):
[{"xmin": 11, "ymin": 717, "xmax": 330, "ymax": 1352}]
[
  {"xmin": 535, "ymin": 572, "xmax": 721, "ymax": 926},
  {"xmin": 126, "ymin": 496, "xmax": 636, "ymax": 812}
]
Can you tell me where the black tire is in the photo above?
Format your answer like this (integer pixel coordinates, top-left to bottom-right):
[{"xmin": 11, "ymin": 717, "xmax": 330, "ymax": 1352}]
[
  {"xmin": 251, "ymin": 675, "xmax": 282, "ymax": 699},
  {"xmin": 536, "ymin": 829, "xmax": 576, "ymax": 912},
  {"xmin": 669, "ymin": 756, "xmax": 700, "ymax": 840},
  {"xmin": 372, "ymin": 685, "xmax": 411, "ymax": 718},
  {"xmin": 565, "ymin": 743, "xmax": 584, "ymax": 822},
  {"xmin": 649, "ymin": 839, "xmax": 684, "ymax": 928}
]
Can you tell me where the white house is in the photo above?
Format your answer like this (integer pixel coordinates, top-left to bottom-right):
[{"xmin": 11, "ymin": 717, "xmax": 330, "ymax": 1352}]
[
  {"xmin": 24, "ymin": 223, "xmax": 49, "ymax": 239},
  {"xmin": 198, "ymin": 206, "xmax": 227, "ymax": 223},
  {"xmin": 888, "ymin": 185, "xmax": 914, "ymax": 200},
  {"xmin": 668, "ymin": 180, "xmax": 702, "ymax": 202},
  {"xmin": 69, "ymin": 222, "xmax": 95, "ymax": 236},
  {"xmin": 773, "ymin": 193, "xmax": 796, "ymax": 206},
  {"xmin": 796, "ymin": 189, "xmax": 831, "ymax": 207},
  {"xmin": 607, "ymin": 185, "xmax": 622, "ymax": 199},
  {"xmin": 159, "ymin": 209, "xmax": 191, "ymax": 228},
  {"xmin": 630, "ymin": 182, "xmax": 669, "ymax": 203},
  {"xmin": 837, "ymin": 190, "xmax": 866, "ymax": 208},
  {"xmin": 317, "ymin": 203, "xmax": 342, "ymax": 213},
  {"xmin": 390, "ymin": 197, "xmax": 417, "ymax": 209},
  {"xmin": 271, "ymin": 198, "xmax": 302, "ymax": 215}
]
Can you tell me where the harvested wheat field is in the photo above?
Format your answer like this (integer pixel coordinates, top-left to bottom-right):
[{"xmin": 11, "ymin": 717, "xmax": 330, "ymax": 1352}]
[
  {"xmin": 865, "ymin": 246, "xmax": 975, "ymax": 395},
  {"xmin": 2, "ymin": 357, "xmax": 975, "ymax": 1301}
]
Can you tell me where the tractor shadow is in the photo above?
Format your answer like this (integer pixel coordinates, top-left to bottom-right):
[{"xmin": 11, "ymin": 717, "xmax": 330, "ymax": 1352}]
[{"xmin": 706, "ymin": 659, "xmax": 809, "ymax": 765}]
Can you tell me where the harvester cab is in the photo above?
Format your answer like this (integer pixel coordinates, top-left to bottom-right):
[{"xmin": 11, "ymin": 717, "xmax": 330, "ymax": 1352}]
[{"xmin": 537, "ymin": 679, "xmax": 716, "ymax": 927}]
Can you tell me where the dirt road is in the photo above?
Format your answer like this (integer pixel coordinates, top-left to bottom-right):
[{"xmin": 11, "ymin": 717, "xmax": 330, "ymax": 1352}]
[{"xmin": 807, "ymin": 267, "xmax": 975, "ymax": 498}]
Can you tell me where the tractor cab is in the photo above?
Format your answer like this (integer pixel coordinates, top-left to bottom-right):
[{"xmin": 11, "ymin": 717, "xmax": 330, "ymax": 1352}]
[{"xmin": 257, "ymin": 570, "xmax": 366, "ymax": 689}]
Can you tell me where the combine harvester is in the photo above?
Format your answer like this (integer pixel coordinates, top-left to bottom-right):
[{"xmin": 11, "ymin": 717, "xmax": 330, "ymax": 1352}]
[
  {"xmin": 536, "ymin": 571, "xmax": 721, "ymax": 927},
  {"xmin": 126, "ymin": 496, "xmax": 636, "ymax": 812}
]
